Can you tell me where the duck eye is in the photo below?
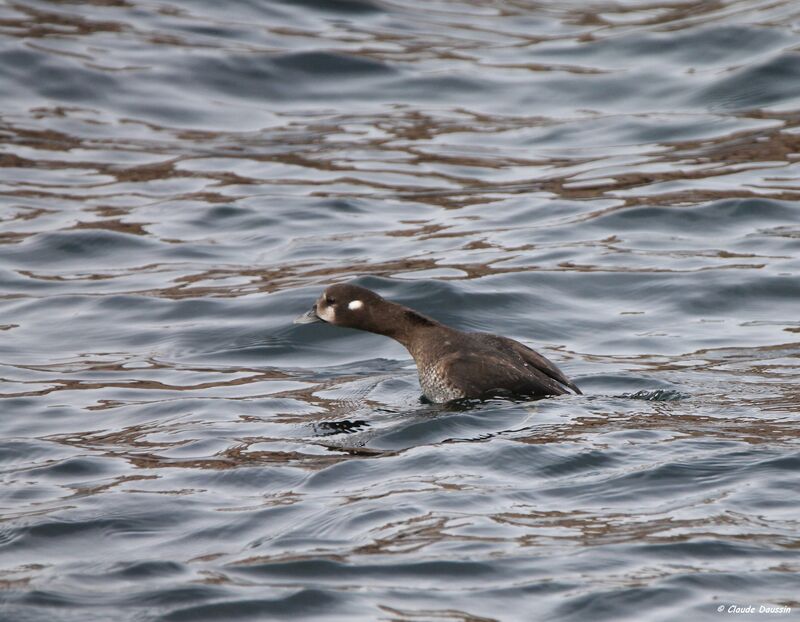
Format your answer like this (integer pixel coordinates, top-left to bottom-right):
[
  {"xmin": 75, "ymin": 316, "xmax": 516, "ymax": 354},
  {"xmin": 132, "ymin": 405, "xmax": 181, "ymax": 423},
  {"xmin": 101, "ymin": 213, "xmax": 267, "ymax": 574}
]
[{"xmin": 326, "ymin": 296, "xmax": 335, "ymax": 305}]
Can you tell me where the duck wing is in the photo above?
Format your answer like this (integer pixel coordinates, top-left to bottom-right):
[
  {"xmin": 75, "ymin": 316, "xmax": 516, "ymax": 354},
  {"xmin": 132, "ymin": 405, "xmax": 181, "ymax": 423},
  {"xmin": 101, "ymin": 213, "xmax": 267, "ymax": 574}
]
[
  {"xmin": 441, "ymin": 351, "xmax": 570, "ymax": 399},
  {"xmin": 479, "ymin": 334, "xmax": 582, "ymax": 395}
]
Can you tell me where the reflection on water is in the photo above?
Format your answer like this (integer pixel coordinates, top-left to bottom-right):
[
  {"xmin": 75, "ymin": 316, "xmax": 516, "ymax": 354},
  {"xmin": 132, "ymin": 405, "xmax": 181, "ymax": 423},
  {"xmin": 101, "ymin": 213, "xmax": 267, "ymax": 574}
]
[{"xmin": 1, "ymin": 0, "xmax": 800, "ymax": 620}]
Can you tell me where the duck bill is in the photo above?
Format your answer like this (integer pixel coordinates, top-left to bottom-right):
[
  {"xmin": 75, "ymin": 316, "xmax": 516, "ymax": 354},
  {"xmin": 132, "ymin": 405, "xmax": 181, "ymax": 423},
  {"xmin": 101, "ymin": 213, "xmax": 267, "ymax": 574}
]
[{"xmin": 293, "ymin": 305, "xmax": 323, "ymax": 324}]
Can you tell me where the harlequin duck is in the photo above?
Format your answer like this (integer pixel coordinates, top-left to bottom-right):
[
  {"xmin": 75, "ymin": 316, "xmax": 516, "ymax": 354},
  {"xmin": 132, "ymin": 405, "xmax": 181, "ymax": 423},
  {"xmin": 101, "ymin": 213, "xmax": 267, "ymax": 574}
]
[{"xmin": 294, "ymin": 283, "xmax": 582, "ymax": 403}]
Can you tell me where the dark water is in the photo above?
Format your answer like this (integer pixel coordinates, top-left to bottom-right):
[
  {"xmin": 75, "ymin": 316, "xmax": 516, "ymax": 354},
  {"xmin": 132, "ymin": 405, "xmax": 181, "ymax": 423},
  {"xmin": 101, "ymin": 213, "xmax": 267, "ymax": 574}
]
[{"xmin": 2, "ymin": 1, "xmax": 800, "ymax": 620}]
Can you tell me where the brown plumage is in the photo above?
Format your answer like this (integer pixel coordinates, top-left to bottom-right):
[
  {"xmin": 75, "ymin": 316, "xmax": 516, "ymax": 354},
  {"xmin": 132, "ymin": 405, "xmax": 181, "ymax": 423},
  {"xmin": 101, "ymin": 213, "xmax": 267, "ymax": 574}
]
[{"xmin": 295, "ymin": 283, "xmax": 581, "ymax": 403}]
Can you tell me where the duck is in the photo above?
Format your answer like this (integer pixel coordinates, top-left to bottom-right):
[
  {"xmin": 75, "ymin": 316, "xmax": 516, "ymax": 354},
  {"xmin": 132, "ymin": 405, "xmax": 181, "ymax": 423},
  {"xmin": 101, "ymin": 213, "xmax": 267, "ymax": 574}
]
[{"xmin": 294, "ymin": 283, "xmax": 581, "ymax": 403}]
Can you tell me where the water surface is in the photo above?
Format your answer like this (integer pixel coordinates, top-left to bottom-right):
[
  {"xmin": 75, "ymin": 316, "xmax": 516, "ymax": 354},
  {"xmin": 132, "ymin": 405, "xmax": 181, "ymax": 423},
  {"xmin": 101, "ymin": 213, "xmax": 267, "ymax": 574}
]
[{"xmin": 1, "ymin": 1, "xmax": 799, "ymax": 620}]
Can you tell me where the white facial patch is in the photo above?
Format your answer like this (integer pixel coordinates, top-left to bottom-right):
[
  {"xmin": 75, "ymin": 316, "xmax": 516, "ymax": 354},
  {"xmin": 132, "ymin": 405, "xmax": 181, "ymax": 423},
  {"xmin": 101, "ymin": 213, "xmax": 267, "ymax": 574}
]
[
  {"xmin": 348, "ymin": 300, "xmax": 364, "ymax": 311},
  {"xmin": 318, "ymin": 304, "xmax": 336, "ymax": 322}
]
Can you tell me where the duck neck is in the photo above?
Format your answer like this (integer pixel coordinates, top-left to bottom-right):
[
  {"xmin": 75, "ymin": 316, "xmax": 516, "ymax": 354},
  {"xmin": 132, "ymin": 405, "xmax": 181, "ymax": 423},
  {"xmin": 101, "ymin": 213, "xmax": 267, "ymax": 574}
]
[{"xmin": 366, "ymin": 301, "xmax": 443, "ymax": 353}]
